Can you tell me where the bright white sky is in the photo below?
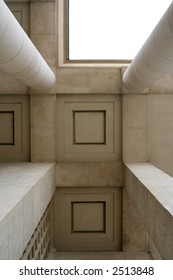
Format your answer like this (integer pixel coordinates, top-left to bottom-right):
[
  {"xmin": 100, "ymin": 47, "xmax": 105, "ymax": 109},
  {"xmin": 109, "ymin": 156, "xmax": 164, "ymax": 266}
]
[{"xmin": 69, "ymin": 0, "xmax": 173, "ymax": 60}]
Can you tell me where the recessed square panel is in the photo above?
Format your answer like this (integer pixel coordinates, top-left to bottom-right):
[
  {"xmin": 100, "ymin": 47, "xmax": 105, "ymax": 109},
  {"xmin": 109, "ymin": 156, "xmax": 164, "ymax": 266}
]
[
  {"xmin": 0, "ymin": 112, "xmax": 14, "ymax": 145},
  {"xmin": 56, "ymin": 95, "xmax": 121, "ymax": 161},
  {"xmin": 0, "ymin": 104, "xmax": 21, "ymax": 155},
  {"xmin": 12, "ymin": 11, "xmax": 23, "ymax": 25},
  {"xmin": 72, "ymin": 201, "xmax": 106, "ymax": 232},
  {"xmin": 7, "ymin": 3, "xmax": 30, "ymax": 34},
  {"xmin": 74, "ymin": 111, "xmax": 106, "ymax": 144},
  {"xmin": 0, "ymin": 95, "xmax": 30, "ymax": 161},
  {"xmin": 55, "ymin": 187, "xmax": 122, "ymax": 250}
]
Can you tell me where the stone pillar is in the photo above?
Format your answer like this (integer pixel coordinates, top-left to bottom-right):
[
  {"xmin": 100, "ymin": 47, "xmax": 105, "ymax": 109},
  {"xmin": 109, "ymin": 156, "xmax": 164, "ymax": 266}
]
[
  {"xmin": 123, "ymin": 2, "xmax": 173, "ymax": 93},
  {"xmin": 0, "ymin": 0, "xmax": 56, "ymax": 92}
]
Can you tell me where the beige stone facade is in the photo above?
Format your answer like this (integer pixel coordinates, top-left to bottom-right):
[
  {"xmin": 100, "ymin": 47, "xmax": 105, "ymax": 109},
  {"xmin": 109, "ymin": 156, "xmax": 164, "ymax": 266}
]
[{"xmin": 0, "ymin": 0, "xmax": 173, "ymax": 260}]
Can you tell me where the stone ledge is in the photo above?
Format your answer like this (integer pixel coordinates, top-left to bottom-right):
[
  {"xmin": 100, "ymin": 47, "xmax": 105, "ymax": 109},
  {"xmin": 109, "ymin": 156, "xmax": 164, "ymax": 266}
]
[
  {"xmin": 124, "ymin": 162, "xmax": 173, "ymax": 259},
  {"xmin": 0, "ymin": 162, "xmax": 55, "ymax": 260}
]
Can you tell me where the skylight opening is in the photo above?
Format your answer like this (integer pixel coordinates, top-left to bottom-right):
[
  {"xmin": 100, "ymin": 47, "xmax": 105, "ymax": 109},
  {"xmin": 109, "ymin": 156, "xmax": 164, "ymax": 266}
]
[{"xmin": 69, "ymin": 0, "xmax": 172, "ymax": 61}]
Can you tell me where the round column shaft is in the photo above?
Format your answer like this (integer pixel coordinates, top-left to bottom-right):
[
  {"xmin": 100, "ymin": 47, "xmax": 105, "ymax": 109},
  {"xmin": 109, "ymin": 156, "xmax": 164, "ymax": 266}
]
[
  {"xmin": 123, "ymin": 2, "xmax": 173, "ymax": 92},
  {"xmin": 0, "ymin": 0, "xmax": 56, "ymax": 92}
]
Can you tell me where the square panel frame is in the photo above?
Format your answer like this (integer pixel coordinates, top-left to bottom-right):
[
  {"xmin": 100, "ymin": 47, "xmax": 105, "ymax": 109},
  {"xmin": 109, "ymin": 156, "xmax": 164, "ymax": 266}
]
[
  {"xmin": 0, "ymin": 95, "xmax": 30, "ymax": 161},
  {"xmin": 0, "ymin": 111, "xmax": 15, "ymax": 145},
  {"xmin": 56, "ymin": 95, "xmax": 121, "ymax": 161},
  {"xmin": 73, "ymin": 110, "xmax": 106, "ymax": 145},
  {"xmin": 55, "ymin": 187, "xmax": 122, "ymax": 251},
  {"xmin": 71, "ymin": 201, "xmax": 106, "ymax": 233}
]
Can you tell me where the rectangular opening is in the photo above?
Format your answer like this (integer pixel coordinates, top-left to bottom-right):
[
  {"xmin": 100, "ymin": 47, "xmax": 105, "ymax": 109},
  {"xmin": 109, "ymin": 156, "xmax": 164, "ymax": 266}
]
[{"xmin": 60, "ymin": 0, "xmax": 172, "ymax": 64}]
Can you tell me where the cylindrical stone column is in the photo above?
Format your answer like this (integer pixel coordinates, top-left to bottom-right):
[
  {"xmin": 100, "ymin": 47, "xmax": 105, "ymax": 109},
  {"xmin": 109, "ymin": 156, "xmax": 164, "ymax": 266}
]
[
  {"xmin": 123, "ymin": 2, "xmax": 173, "ymax": 92},
  {"xmin": 0, "ymin": 0, "xmax": 56, "ymax": 92}
]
